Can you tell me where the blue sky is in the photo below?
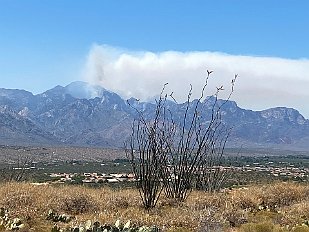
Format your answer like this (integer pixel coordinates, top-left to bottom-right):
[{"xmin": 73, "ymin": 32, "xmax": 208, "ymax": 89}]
[{"xmin": 1, "ymin": 1, "xmax": 309, "ymax": 116}]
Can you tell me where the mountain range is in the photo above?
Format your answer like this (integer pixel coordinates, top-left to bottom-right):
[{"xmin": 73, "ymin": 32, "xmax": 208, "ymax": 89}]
[{"xmin": 1, "ymin": 81, "xmax": 309, "ymax": 151}]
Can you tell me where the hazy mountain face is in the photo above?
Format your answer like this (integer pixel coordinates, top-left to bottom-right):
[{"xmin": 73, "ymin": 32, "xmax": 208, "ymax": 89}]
[{"xmin": 0, "ymin": 82, "xmax": 309, "ymax": 150}]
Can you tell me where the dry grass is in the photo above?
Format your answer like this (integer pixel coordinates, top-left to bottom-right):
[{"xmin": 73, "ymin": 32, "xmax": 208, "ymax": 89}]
[{"xmin": 0, "ymin": 182, "xmax": 308, "ymax": 232}]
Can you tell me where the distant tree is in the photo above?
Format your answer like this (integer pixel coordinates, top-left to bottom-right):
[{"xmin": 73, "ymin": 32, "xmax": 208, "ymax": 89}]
[
  {"xmin": 126, "ymin": 71, "xmax": 237, "ymax": 207},
  {"xmin": 0, "ymin": 154, "xmax": 33, "ymax": 182}
]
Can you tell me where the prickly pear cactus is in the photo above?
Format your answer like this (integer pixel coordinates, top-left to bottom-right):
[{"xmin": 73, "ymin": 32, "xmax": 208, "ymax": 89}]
[
  {"xmin": 0, "ymin": 207, "xmax": 27, "ymax": 231},
  {"xmin": 47, "ymin": 209, "xmax": 75, "ymax": 223},
  {"xmin": 50, "ymin": 218, "xmax": 161, "ymax": 232}
]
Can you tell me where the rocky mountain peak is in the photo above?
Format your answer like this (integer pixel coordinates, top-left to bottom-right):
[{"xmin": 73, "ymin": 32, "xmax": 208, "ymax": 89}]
[
  {"xmin": 0, "ymin": 82, "xmax": 309, "ymax": 150},
  {"xmin": 260, "ymin": 107, "xmax": 306, "ymax": 125}
]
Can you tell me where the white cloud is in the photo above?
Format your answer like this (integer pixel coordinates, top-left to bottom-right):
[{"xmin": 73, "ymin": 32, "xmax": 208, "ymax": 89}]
[{"xmin": 82, "ymin": 44, "xmax": 309, "ymax": 118}]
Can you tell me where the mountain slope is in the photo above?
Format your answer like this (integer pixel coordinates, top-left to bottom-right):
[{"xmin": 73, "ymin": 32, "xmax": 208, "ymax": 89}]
[
  {"xmin": 0, "ymin": 105, "xmax": 60, "ymax": 145},
  {"xmin": 0, "ymin": 82, "xmax": 309, "ymax": 150}
]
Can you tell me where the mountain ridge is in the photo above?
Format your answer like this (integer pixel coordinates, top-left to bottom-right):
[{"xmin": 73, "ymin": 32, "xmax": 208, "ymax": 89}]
[{"xmin": 1, "ymin": 81, "xmax": 309, "ymax": 151}]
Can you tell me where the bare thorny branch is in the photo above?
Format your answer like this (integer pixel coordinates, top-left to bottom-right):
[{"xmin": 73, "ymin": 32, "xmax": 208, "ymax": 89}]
[{"xmin": 125, "ymin": 71, "xmax": 237, "ymax": 207}]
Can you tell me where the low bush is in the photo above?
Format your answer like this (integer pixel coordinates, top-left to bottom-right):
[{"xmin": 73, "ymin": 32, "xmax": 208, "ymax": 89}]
[
  {"xmin": 61, "ymin": 195, "xmax": 98, "ymax": 215},
  {"xmin": 239, "ymin": 221, "xmax": 287, "ymax": 232}
]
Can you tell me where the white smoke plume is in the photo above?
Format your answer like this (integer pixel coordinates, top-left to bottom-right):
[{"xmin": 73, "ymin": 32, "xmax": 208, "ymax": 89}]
[{"xmin": 82, "ymin": 44, "xmax": 309, "ymax": 118}]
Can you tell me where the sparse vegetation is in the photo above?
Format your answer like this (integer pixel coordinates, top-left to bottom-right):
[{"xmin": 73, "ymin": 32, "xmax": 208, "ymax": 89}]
[
  {"xmin": 0, "ymin": 146, "xmax": 308, "ymax": 231},
  {"xmin": 0, "ymin": 181, "xmax": 308, "ymax": 231},
  {"xmin": 0, "ymin": 154, "xmax": 33, "ymax": 182}
]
